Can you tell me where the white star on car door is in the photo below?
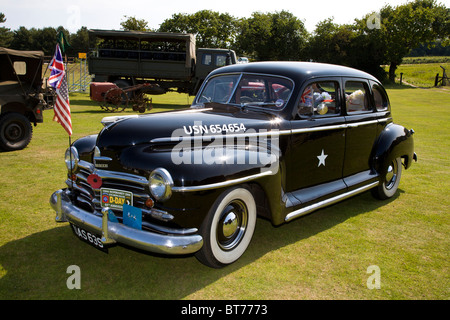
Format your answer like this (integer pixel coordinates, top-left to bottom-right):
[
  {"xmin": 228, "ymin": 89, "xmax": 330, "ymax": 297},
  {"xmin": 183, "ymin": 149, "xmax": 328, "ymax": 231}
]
[{"xmin": 317, "ymin": 149, "xmax": 328, "ymax": 167}]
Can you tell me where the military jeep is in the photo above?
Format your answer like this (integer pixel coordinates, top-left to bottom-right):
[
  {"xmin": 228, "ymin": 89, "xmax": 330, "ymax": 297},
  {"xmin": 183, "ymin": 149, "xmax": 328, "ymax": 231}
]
[{"xmin": 0, "ymin": 47, "xmax": 50, "ymax": 151}]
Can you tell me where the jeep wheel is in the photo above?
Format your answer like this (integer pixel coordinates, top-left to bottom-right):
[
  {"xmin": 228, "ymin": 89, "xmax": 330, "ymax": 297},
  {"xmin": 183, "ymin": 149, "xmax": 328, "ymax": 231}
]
[
  {"xmin": 196, "ymin": 187, "xmax": 256, "ymax": 268},
  {"xmin": 373, "ymin": 157, "xmax": 402, "ymax": 200},
  {"xmin": 0, "ymin": 113, "xmax": 33, "ymax": 151}
]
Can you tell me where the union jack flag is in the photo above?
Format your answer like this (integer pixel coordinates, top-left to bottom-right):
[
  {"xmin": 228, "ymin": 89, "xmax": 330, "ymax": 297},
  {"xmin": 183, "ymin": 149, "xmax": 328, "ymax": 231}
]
[
  {"xmin": 49, "ymin": 44, "xmax": 72, "ymax": 136},
  {"xmin": 301, "ymin": 85, "xmax": 312, "ymax": 104}
]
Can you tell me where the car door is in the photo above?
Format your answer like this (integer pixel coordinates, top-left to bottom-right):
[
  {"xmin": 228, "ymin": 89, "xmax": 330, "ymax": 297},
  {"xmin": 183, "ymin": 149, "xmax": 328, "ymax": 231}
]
[
  {"xmin": 287, "ymin": 78, "xmax": 346, "ymax": 205},
  {"xmin": 342, "ymin": 78, "xmax": 379, "ymax": 183}
]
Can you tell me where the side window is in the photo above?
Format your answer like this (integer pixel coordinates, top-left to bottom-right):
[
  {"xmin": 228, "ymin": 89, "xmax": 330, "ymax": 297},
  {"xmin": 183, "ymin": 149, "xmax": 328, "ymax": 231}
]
[
  {"xmin": 298, "ymin": 81, "xmax": 340, "ymax": 117},
  {"xmin": 345, "ymin": 81, "xmax": 371, "ymax": 113},
  {"xmin": 215, "ymin": 54, "xmax": 227, "ymax": 67},
  {"xmin": 13, "ymin": 61, "xmax": 27, "ymax": 75},
  {"xmin": 372, "ymin": 84, "xmax": 390, "ymax": 111},
  {"xmin": 202, "ymin": 54, "xmax": 212, "ymax": 66},
  {"xmin": 196, "ymin": 74, "xmax": 240, "ymax": 104}
]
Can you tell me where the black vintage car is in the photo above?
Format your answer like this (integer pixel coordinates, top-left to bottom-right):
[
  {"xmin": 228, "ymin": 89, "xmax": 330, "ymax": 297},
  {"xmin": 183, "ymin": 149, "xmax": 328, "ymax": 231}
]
[{"xmin": 50, "ymin": 62, "xmax": 416, "ymax": 268}]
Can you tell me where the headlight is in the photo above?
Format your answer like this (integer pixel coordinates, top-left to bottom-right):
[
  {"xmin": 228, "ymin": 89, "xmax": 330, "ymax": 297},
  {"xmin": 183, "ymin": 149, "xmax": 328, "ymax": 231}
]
[
  {"xmin": 149, "ymin": 168, "xmax": 173, "ymax": 201},
  {"xmin": 65, "ymin": 146, "xmax": 79, "ymax": 172}
]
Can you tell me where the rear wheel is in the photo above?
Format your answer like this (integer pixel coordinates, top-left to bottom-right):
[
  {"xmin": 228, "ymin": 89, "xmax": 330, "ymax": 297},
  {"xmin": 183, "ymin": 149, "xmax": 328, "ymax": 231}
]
[
  {"xmin": 373, "ymin": 157, "xmax": 402, "ymax": 199},
  {"xmin": 0, "ymin": 113, "xmax": 33, "ymax": 151},
  {"xmin": 196, "ymin": 187, "xmax": 257, "ymax": 268}
]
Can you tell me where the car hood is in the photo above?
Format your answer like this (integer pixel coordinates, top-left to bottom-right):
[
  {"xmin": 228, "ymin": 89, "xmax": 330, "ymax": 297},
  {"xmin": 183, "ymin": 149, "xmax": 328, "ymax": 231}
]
[{"xmin": 96, "ymin": 105, "xmax": 285, "ymax": 152}]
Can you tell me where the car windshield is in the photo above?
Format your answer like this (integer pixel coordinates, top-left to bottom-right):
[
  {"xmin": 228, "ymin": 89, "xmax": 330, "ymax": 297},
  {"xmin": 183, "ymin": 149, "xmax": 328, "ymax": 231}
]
[{"xmin": 193, "ymin": 73, "xmax": 294, "ymax": 110}]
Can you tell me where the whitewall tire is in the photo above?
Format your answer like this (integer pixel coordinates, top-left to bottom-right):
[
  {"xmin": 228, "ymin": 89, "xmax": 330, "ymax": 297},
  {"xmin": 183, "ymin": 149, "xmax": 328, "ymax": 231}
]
[{"xmin": 196, "ymin": 187, "xmax": 257, "ymax": 268}]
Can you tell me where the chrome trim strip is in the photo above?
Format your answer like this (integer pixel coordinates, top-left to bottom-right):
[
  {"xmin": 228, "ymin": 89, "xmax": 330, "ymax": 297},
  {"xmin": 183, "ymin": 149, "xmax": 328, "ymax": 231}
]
[
  {"xmin": 172, "ymin": 170, "xmax": 274, "ymax": 192},
  {"xmin": 78, "ymin": 161, "xmax": 149, "ymax": 187},
  {"xmin": 150, "ymin": 118, "xmax": 391, "ymax": 143},
  {"xmin": 292, "ymin": 118, "xmax": 389, "ymax": 134},
  {"xmin": 77, "ymin": 161, "xmax": 273, "ymax": 194},
  {"xmin": 95, "ymin": 169, "xmax": 149, "ymax": 186},
  {"xmin": 94, "ymin": 156, "xmax": 113, "ymax": 161},
  {"xmin": 284, "ymin": 181, "xmax": 379, "ymax": 222},
  {"xmin": 291, "ymin": 124, "xmax": 347, "ymax": 134},
  {"xmin": 346, "ymin": 119, "xmax": 378, "ymax": 128},
  {"xmin": 78, "ymin": 160, "xmax": 95, "ymax": 172},
  {"xmin": 150, "ymin": 130, "xmax": 287, "ymax": 144}
]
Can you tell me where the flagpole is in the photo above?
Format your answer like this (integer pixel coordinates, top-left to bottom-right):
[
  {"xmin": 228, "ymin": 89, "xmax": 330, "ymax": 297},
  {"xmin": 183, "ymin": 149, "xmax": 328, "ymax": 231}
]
[
  {"xmin": 64, "ymin": 45, "xmax": 72, "ymax": 193},
  {"xmin": 67, "ymin": 71, "xmax": 74, "ymax": 196},
  {"xmin": 51, "ymin": 37, "xmax": 74, "ymax": 195},
  {"xmin": 68, "ymin": 135, "xmax": 74, "ymax": 199}
]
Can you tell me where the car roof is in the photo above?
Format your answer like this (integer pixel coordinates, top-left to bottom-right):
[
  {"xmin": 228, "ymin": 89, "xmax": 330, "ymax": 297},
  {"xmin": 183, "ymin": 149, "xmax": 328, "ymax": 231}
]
[{"xmin": 209, "ymin": 61, "xmax": 379, "ymax": 83}]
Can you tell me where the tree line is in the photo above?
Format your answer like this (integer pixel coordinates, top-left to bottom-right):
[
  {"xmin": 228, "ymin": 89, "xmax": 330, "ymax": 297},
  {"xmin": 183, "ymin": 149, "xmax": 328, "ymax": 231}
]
[{"xmin": 1, "ymin": 0, "xmax": 448, "ymax": 82}]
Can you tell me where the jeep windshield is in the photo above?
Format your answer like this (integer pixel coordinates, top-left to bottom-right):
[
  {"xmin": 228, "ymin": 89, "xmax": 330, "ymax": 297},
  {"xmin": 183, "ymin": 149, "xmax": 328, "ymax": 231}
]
[{"xmin": 193, "ymin": 73, "xmax": 294, "ymax": 110}]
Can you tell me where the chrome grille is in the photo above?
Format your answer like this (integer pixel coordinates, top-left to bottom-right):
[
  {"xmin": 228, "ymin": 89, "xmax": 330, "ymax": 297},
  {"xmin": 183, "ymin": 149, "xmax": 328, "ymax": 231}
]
[{"xmin": 67, "ymin": 160, "xmax": 150, "ymax": 214}]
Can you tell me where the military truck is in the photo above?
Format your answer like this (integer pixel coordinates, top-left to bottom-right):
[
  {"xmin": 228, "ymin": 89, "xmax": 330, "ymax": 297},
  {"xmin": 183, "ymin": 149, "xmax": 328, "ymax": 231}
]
[
  {"xmin": 0, "ymin": 47, "xmax": 51, "ymax": 151},
  {"xmin": 88, "ymin": 29, "xmax": 237, "ymax": 97}
]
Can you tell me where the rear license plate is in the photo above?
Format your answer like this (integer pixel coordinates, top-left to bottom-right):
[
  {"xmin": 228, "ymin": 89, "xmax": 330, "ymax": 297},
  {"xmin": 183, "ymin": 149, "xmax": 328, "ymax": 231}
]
[
  {"xmin": 100, "ymin": 188, "xmax": 133, "ymax": 211},
  {"xmin": 70, "ymin": 224, "xmax": 109, "ymax": 253}
]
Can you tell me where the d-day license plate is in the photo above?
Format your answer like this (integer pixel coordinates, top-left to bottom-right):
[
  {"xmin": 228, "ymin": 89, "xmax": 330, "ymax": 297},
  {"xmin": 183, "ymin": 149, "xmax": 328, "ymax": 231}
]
[{"xmin": 101, "ymin": 188, "xmax": 133, "ymax": 210}]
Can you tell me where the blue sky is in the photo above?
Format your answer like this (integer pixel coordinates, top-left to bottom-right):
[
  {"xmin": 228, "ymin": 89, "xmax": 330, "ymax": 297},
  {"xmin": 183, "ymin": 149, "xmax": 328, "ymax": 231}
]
[{"xmin": 2, "ymin": 0, "xmax": 439, "ymax": 33}]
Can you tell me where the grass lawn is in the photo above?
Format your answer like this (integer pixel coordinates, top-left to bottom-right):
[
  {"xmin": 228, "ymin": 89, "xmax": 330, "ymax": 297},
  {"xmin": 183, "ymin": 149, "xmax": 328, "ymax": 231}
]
[
  {"xmin": 387, "ymin": 60, "xmax": 450, "ymax": 88},
  {"xmin": 0, "ymin": 86, "xmax": 448, "ymax": 300}
]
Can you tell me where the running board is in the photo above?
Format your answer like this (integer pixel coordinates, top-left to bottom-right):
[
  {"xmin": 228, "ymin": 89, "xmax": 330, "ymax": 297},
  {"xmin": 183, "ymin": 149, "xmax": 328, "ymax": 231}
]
[{"xmin": 284, "ymin": 181, "xmax": 379, "ymax": 222}]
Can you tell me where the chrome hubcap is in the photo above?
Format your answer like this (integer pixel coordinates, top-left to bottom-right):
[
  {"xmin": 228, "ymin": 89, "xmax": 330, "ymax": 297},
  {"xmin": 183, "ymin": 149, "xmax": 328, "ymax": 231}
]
[
  {"xmin": 222, "ymin": 211, "xmax": 239, "ymax": 238},
  {"xmin": 217, "ymin": 200, "xmax": 248, "ymax": 251},
  {"xmin": 385, "ymin": 160, "xmax": 398, "ymax": 190}
]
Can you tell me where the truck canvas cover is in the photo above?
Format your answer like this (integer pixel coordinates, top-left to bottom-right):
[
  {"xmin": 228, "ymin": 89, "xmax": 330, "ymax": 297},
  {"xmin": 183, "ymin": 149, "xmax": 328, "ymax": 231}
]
[
  {"xmin": 0, "ymin": 47, "xmax": 44, "ymax": 97},
  {"xmin": 89, "ymin": 29, "xmax": 196, "ymax": 68}
]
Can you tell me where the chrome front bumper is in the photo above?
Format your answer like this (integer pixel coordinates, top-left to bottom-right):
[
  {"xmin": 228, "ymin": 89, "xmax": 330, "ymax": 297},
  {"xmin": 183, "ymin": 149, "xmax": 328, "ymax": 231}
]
[{"xmin": 49, "ymin": 189, "xmax": 203, "ymax": 255}]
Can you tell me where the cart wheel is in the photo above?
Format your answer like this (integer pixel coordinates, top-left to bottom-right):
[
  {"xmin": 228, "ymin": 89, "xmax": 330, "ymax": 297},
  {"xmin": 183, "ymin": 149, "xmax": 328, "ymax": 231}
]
[
  {"xmin": 102, "ymin": 87, "xmax": 128, "ymax": 112},
  {"xmin": 0, "ymin": 113, "xmax": 33, "ymax": 151},
  {"xmin": 195, "ymin": 187, "xmax": 256, "ymax": 268}
]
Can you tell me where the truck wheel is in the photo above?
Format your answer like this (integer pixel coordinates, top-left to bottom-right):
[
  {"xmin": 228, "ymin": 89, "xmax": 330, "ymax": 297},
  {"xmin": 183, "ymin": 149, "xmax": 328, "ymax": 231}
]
[
  {"xmin": 372, "ymin": 157, "xmax": 402, "ymax": 200},
  {"xmin": 196, "ymin": 187, "xmax": 256, "ymax": 268},
  {"xmin": 0, "ymin": 113, "xmax": 33, "ymax": 151}
]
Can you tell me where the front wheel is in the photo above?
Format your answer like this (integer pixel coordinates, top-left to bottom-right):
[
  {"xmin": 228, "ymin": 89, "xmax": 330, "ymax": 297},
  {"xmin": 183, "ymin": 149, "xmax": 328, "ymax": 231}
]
[
  {"xmin": 196, "ymin": 187, "xmax": 257, "ymax": 268},
  {"xmin": 373, "ymin": 157, "xmax": 402, "ymax": 199}
]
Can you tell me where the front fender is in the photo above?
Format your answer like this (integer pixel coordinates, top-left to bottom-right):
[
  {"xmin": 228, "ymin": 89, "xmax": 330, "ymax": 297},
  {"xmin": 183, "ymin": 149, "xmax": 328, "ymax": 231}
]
[
  {"xmin": 136, "ymin": 143, "xmax": 281, "ymax": 225},
  {"xmin": 72, "ymin": 134, "xmax": 98, "ymax": 161},
  {"xmin": 372, "ymin": 123, "xmax": 416, "ymax": 174},
  {"xmin": 121, "ymin": 143, "xmax": 280, "ymax": 189}
]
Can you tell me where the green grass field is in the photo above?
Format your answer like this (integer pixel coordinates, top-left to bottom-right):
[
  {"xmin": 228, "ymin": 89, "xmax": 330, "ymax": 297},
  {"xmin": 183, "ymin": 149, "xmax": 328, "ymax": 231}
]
[
  {"xmin": 0, "ymin": 83, "xmax": 448, "ymax": 300},
  {"xmin": 387, "ymin": 58, "xmax": 450, "ymax": 88}
]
